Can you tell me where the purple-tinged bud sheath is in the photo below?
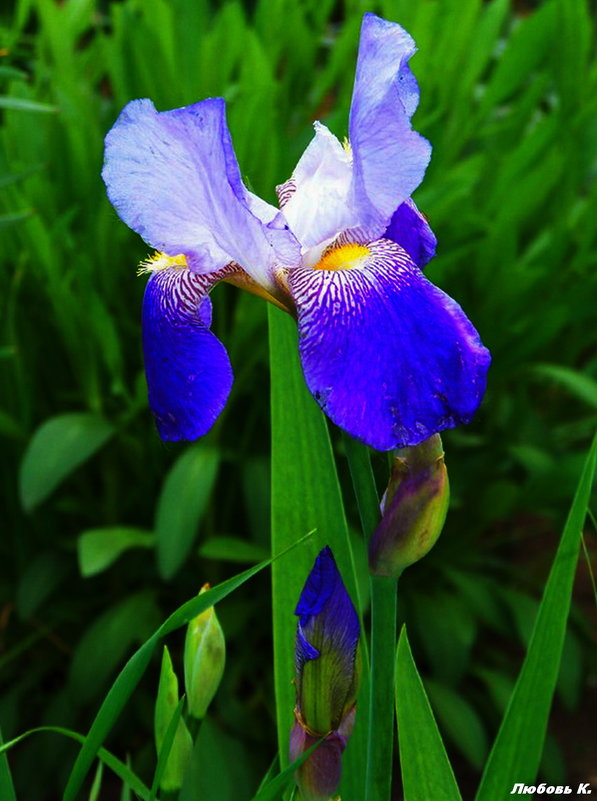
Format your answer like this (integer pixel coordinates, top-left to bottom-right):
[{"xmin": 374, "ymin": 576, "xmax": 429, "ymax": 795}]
[
  {"xmin": 289, "ymin": 706, "xmax": 355, "ymax": 801},
  {"xmin": 369, "ymin": 433, "xmax": 449, "ymax": 577}
]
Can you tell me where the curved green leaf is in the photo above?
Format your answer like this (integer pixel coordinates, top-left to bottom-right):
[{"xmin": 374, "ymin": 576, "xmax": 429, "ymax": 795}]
[{"xmin": 19, "ymin": 413, "xmax": 114, "ymax": 512}]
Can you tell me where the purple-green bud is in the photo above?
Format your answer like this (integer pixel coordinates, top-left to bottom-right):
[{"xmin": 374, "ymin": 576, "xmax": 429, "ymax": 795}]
[
  {"xmin": 369, "ymin": 434, "xmax": 449, "ymax": 577},
  {"xmin": 183, "ymin": 583, "xmax": 225, "ymax": 720},
  {"xmin": 154, "ymin": 645, "xmax": 193, "ymax": 792},
  {"xmin": 291, "ymin": 547, "xmax": 360, "ymax": 801}
]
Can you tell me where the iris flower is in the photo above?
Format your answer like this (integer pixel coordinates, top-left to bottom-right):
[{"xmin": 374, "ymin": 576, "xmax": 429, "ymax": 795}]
[
  {"xmin": 102, "ymin": 13, "xmax": 490, "ymax": 451},
  {"xmin": 290, "ymin": 546, "xmax": 360, "ymax": 801}
]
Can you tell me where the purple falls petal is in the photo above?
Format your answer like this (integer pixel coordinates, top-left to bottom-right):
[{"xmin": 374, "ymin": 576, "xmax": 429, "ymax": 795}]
[
  {"xmin": 348, "ymin": 14, "xmax": 432, "ymax": 237},
  {"xmin": 294, "ymin": 547, "xmax": 360, "ymax": 732},
  {"xmin": 383, "ymin": 198, "xmax": 437, "ymax": 268},
  {"xmin": 142, "ymin": 267, "xmax": 234, "ymax": 441},
  {"xmin": 102, "ymin": 98, "xmax": 298, "ymax": 289},
  {"xmin": 289, "ymin": 239, "xmax": 491, "ymax": 451}
]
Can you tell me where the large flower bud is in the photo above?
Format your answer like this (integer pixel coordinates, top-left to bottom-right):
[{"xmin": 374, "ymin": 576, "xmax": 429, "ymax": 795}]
[
  {"xmin": 369, "ymin": 433, "xmax": 449, "ymax": 577},
  {"xmin": 183, "ymin": 583, "xmax": 226, "ymax": 721},
  {"xmin": 291, "ymin": 547, "xmax": 360, "ymax": 801}
]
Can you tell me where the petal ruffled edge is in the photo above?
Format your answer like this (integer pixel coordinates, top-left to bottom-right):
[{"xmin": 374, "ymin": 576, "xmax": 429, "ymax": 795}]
[{"xmin": 348, "ymin": 14, "xmax": 432, "ymax": 237}]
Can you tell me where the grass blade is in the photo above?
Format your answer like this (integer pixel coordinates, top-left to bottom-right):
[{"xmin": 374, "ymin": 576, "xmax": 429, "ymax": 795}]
[
  {"xmin": 0, "ymin": 724, "xmax": 17, "ymax": 801},
  {"xmin": 395, "ymin": 628, "xmax": 463, "ymax": 801},
  {"xmin": 475, "ymin": 432, "xmax": 597, "ymax": 800},
  {"xmin": 249, "ymin": 740, "xmax": 321, "ymax": 801},
  {"xmin": 0, "ymin": 726, "xmax": 150, "ymax": 800},
  {"xmin": 0, "ymin": 96, "xmax": 59, "ymax": 113}
]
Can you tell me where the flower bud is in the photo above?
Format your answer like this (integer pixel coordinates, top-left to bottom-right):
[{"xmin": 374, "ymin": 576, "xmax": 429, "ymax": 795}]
[
  {"xmin": 183, "ymin": 583, "xmax": 226, "ymax": 720},
  {"xmin": 291, "ymin": 547, "xmax": 360, "ymax": 800},
  {"xmin": 368, "ymin": 433, "xmax": 449, "ymax": 577},
  {"xmin": 154, "ymin": 645, "xmax": 193, "ymax": 792}
]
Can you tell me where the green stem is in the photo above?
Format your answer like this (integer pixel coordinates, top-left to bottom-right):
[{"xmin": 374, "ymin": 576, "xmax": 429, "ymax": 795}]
[
  {"xmin": 343, "ymin": 433, "xmax": 398, "ymax": 801},
  {"xmin": 342, "ymin": 432, "xmax": 379, "ymax": 534}
]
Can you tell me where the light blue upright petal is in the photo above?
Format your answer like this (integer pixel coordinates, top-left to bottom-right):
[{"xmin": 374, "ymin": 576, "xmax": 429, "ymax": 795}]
[
  {"xmin": 280, "ymin": 123, "xmax": 354, "ymax": 252},
  {"xmin": 349, "ymin": 14, "xmax": 432, "ymax": 237},
  {"xmin": 289, "ymin": 239, "xmax": 490, "ymax": 451},
  {"xmin": 142, "ymin": 267, "xmax": 234, "ymax": 441},
  {"xmin": 103, "ymin": 98, "xmax": 299, "ymax": 290}
]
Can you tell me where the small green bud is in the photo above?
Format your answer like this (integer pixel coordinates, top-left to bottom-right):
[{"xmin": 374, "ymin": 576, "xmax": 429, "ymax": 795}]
[
  {"xmin": 183, "ymin": 583, "xmax": 226, "ymax": 720},
  {"xmin": 368, "ymin": 434, "xmax": 449, "ymax": 577},
  {"xmin": 154, "ymin": 645, "xmax": 193, "ymax": 793}
]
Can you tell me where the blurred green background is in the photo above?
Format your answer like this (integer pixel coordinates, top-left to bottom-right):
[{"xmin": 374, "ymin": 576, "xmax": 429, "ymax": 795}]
[{"xmin": 1, "ymin": 0, "xmax": 596, "ymax": 798}]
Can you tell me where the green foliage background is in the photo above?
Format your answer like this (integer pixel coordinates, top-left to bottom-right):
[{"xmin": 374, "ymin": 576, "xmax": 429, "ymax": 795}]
[{"xmin": 1, "ymin": 0, "xmax": 596, "ymax": 798}]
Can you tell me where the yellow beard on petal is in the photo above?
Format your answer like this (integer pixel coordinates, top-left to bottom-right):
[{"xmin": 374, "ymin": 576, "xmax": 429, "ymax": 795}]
[
  {"xmin": 314, "ymin": 243, "xmax": 370, "ymax": 272},
  {"xmin": 137, "ymin": 251, "xmax": 188, "ymax": 275}
]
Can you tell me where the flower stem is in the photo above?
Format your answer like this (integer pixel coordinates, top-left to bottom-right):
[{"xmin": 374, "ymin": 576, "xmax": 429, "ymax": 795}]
[{"xmin": 342, "ymin": 433, "xmax": 398, "ymax": 801}]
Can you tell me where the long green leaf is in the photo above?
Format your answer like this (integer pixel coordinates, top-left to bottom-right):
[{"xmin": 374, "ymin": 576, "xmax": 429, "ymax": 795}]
[
  {"xmin": 0, "ymin": 96, "xmax": 59, "ymax": 113},
  {"xmin": 475, "ymin": 433, "xmax": 597, "ymax": 800},
  {"xmin": 268, "ymin": 305, "xmax": 366, "ymax": 797},
  {"xmin": 395, "ymin": 628, "xmax": 463, "ymax": 801},
  {"xmin": 0, "ymin": 726, "xmax": 150, "ymax": 800},
  {"xmin": 342, "ymin": 435, "xmax": 394, "ymax": 801}
]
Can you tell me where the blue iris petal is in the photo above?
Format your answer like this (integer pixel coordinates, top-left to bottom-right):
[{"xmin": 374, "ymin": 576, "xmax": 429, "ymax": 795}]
[
  {"xmin": 289, "ymin": 239, "xmax": 490, "ymax": 451},
  {"xmin": 295, "ymin": 545, "xmax": 336, "ymax": 620},
  {"xmin": 383, "ymin": 198, "xmax": 437, "ymax": 268},
  {"xmin": 296, "ymin": 626, "xmax": 320, "ymax": 664},
  {"xmin": 294, "ymin": 548, "xmax": 360, "ymax": 719},
  {"xmin": 142, "ymin": 267, "xmax": 233, "ymax": 440}
]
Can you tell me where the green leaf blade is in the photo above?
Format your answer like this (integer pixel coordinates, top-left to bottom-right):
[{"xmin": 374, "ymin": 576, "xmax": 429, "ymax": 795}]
[
  {"xmin": 19, "ymin": 413, "xmax": 114, "ymax": 511},
  {"xmin": 475, "ymin": 433, "xmax": 597, "ymax": 800},
  {"xmin": 155, "ymin": 445, "xmax": 220, "ymax": 580},
  {"xmin": 395, "ymin": 628, "xmax": 463, "ymax": 801}
]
